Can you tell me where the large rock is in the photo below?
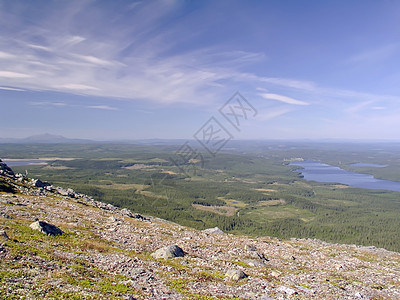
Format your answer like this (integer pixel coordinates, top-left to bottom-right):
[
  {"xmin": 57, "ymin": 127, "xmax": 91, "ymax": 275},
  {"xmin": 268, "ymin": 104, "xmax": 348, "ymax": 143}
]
[
  {"xmin": 225, "ymin": 269, "xmax": 247, "ymax": 281},
  {"xmin": 202, "ymin": 227, "xmax": 224, "ymax": 234},
  {"xmin": 32, "ymin": 179, "xmax": 51, "ymax": 188},
  {"xmin": 29, "ymin": 221, "xmax": 63, "ymax": 236},
  {"xmin": 0, "ymin": 160, "xmax": 15, "ymax": 178},
  {"xmin": 151, "ymin": 245, "xmax": 184, "ymax": 259}
]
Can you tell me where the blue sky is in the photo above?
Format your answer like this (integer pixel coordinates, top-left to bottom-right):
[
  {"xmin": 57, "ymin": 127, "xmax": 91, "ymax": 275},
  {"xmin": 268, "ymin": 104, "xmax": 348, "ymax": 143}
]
[{"xmin": 1, "ymin": 0, "xmax": 400, "ymax": 140}]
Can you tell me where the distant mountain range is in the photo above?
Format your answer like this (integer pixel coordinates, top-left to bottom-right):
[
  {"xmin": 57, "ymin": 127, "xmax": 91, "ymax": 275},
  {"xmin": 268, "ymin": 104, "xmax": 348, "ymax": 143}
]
[
  {"xmin": 0, "ymin": 134, "xmax": 94, "ymax": 144},
  {"xmin": 2, "ymin": 134, "xmax": 399, "ymax": 145},
  {"xmin": 0, "ymin": 134, "xmax": 188, "ymax": 145}
]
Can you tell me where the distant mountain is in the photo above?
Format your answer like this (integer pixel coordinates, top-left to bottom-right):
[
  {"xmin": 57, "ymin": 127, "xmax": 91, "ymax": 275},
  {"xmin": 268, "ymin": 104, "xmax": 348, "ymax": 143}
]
[{"xmin": 0, "ymin": 133, "xmax": 94, "ymax": 144}]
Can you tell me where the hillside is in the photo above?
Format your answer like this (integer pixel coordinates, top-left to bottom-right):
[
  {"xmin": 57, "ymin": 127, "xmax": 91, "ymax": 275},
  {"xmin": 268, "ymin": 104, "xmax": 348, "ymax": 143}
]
[{"xmin": 1, "ymin": 159, "xmax": 400, "ymax": 299}]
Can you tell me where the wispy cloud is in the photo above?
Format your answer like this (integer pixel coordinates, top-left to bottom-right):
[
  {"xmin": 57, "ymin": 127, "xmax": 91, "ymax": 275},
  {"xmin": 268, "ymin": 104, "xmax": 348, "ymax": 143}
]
[
  {"xmin": 345, "ymin": 100, "xmax": 374, "ymax": 114},
  {"xmin": 259, "ymin": 93, "xmax": 310, "ymax": 106},
  {"xmin": 0, "ymin": 86, "xmax": 25, "ymax": 91},
  {"xmin": 87, "ymin": 105, "xmax": 118, "ymax": 111},
  {"xmin": 256, "ymin": 107, "xmax": 294, "ymax": 121},
  {"xmin": 55, "ymin": 84, "xmax": 100, "ymax": 91},
  {"xmin": 0, "ymin": 51, "xmax": 15, "ymax": 59},
  {"xmin": 26, "ymin": 43, "xmax": 52, "ymax": 51},
  {"xmin": 72, "ymin": 54, "xmax": 119, "ymax": 67},
  {"xmin": 0, "ymin": 71, "xmax": 32, "ymax": 79},
  {"xmin": 260, "ymin": 77, "xmax": 317, "ymax": 91},
  {"xmin": 0, "ymin": 0, "xmax": 398, "ymax": 119},
  {"xmin": 348, "ymin": 44, "xmax": 399, "ymax": 64},
  {"xmin": 29, "ymin": 101, "xmax": 67, "ymax": 107}
]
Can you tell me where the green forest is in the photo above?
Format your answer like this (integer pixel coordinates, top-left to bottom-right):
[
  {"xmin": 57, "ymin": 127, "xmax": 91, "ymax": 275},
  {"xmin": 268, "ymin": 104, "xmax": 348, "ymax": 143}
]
[{"xmin": 2, "ymin": 141, "xmax": 400, "ymax": 252}]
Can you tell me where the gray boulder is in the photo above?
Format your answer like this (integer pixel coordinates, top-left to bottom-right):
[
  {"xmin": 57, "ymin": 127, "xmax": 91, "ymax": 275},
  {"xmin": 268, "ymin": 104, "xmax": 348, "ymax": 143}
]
[
  {"xmin": 225, "ymin": 269, "xmax": 247, "ymax": 281},
  {"xmin": 33, "ymin": 179, "xmax": 51, "ymax": 188},
  {"xmin": 151, "ymin": 245, "xmax": 185, "ymax": 259},
  {"xmin": 29, "ymin": 221, "xmax": 63, "ymax": 236},
  {"xmin": 203, "ymin": 227, "xmax": 224, "ymax": 234}
]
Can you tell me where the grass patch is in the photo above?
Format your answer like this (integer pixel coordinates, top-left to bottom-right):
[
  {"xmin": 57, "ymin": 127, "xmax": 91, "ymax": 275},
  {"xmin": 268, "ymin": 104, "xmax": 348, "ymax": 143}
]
[
  {"xmin": 243, "ymin": 205, "xmax": 315, "ymax": 221},
  {"xmin": 192, "ymin": 204, "xmax": 237, "ymax": 216}
]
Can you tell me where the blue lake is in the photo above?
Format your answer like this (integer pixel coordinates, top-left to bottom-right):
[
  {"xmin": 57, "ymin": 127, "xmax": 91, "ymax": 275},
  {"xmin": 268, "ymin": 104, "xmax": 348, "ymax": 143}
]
[
  {"xmin": 290, "ymin": 160, "xmax": 400, "ymax": 192},
  {"xmin": 3, "ymin": 159, "xmax": 50, "ymax": 167}
]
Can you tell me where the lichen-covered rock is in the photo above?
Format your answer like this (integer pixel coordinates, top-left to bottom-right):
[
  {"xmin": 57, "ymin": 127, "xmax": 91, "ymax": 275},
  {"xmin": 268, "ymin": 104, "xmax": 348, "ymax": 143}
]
[
  {"xmin": 151, "ymin": 245, "xmax": 184, "ymax": 259},
  {"xmin": 225, "ymin": 269, "xmax": 247, "ymax": 281},
  {"xmin": 29, "ymin": 221, "xmax": 63, "ymax": 236}
]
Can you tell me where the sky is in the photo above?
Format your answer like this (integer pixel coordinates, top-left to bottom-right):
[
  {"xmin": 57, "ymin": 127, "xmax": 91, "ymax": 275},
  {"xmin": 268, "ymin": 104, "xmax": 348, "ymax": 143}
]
[{"xmin": 1, "ymin": 0, "xmax": 400, "ymax": 140}]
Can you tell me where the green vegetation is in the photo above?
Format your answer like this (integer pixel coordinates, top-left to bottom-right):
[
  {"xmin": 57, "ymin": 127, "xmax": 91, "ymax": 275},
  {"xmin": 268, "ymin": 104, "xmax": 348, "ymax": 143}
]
[
  {"xmin": 3, "ymin": 141, "xmax": 400, "ymax": 252},
  {"xmin": 0, "ymin": 216, "xmax": 142, "ymax": 299}
]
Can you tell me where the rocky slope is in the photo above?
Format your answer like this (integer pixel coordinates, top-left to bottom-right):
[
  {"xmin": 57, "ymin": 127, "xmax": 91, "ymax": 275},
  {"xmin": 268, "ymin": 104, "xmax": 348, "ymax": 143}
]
[{"xmin": 1, "ymin": 159, "xmax": 400, "ymax": 299}]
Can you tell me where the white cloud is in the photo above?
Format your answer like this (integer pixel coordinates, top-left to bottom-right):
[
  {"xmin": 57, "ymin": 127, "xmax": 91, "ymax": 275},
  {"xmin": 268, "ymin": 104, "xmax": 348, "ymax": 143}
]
[
  {"xmin": 260, "ymin": 77, "xmax": 317, "ymax": 91},
  {"xmin": 0, "ymin": 51, "xmax": 15, "ymax": 59},
  {"xmin": 29, "ymin": 101, "xmax": 67, "ymax": 107},
  {"xmin": 0, "ymin": 86, "xmax": 24, "ymax": 91},
  {"xmin": 55, "ymin": 84, "xmax": 99, "ymax": 91},
  {"xmin": 87, "ymin": 105, "xmax": 118, "ymax": 111},
  {"xmin": 64, "ymin": 35, "xmax": 86, "ymax": 46},
  {"xmin": 26, "ymin": 44, "xmax": 51, "ymax": 51},
  {"xmin": 72, "ymin": 54, "xmax": 118, "ymax": 67},
  {"xmin": 0, "ymin": 71, "xmax": 32, "ymax": 79},
  {"xmin": 259, "ymin": 93, "xmax": 310, "ymax": 106},
  {"xmin": 0, "ymin": 0, "xmax": 398, "ymax": 118},
  {"xmin": 256, "ymin": 107, "xmax": 293, "ymax": 121}
]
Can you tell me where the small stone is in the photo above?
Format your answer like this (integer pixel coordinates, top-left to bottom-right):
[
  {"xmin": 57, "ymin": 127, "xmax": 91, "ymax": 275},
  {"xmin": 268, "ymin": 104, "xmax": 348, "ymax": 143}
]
[
  {"xmin": 244, "ymin": 244, "xmax": 256, "ymax": 251},
  {"xmin": 225, "ymin": 269, "xmax": 247, "ymax": 281},
  {"xmin": 355, "ymin": 292, "xmax": 363, "ymax": 298},
  {"xmin": 277, "ymin": 286, "xmax": 296, "ymax": 295},
  {"xmin": 108, "ymin": 216, "xmax": 119, "ymax": 222},
  {"xmin": 335, "ymin": 264, "xmax": 343, "ymax": 270},
  {"xmin": 0, "ymin": 230, "xmax": 9, "ymax": 241},
  {"xmin": 284, "ymin": 254, "xmax": 296, "ymax": 260},
  {"xmin": 244, "ymin": 259, "xmax": 265, "ymax": 267},
  {"xmin": 29, "ymin": 221, "xmax": 63, "ymax": 236},
  {"xmin": 120, "ymin": 208, "xmax": 133, "ymax": 217},
  {"xmin": 260, "ymin": 296, "xmax": 275, "ymax": 300},
  {"xmin": 297, "ymin": 285, "xmax": 315, "ymax": 294},
  {"xmin": 270, "ymin": 270, "xmax": 280, "ymax": 278},
  {"xmin": 151, "ymin": 245, "xmax": 185, "ymax": 259},
  {"xmin": 0, "ymin": 212, "xmax": 12, "ymax": 219}
]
